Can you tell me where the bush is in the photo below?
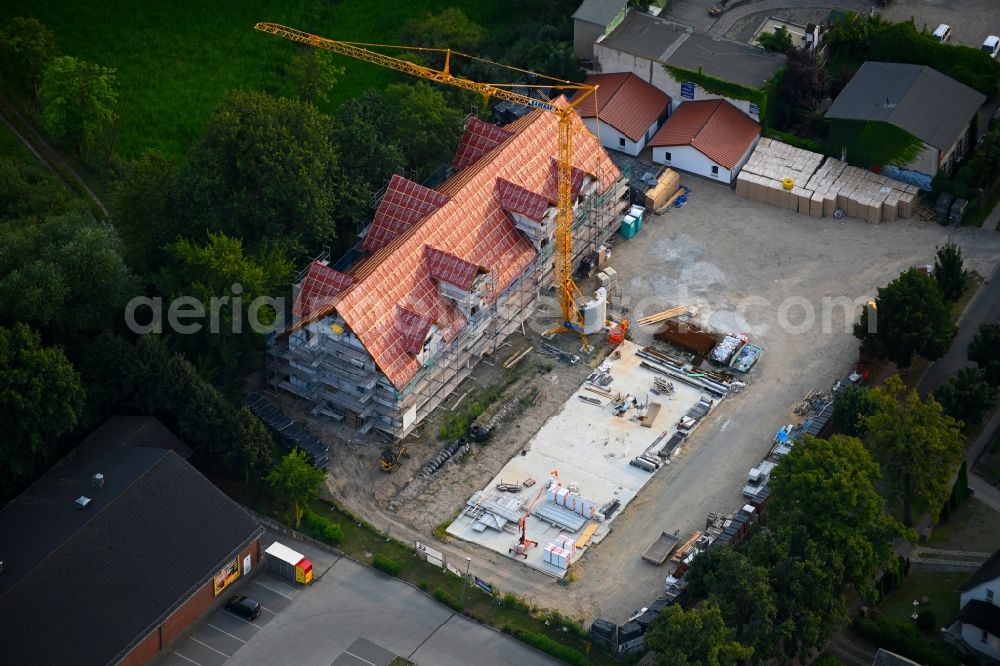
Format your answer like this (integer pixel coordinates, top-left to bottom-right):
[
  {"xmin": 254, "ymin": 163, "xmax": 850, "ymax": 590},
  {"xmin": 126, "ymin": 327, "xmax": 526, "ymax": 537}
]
[
  {"xmin": 433, "ymin": 587, "xmax": 463, "ymax": 612},
  {"xmin": 301, "ymin": 508, "xmax": 343, "ymax": 544},
  {"xmin": 854, "ymin": 616, "xmax": 960, "ymax": 666},
  {"xmin": 507, "ymin": 628, "xmax": 589, "ymax": 666},
  {"xmin": 372, "ymin": 553, "xmax": 402, "ymax": 576},
  {"xmin": 917, "ymin": 609, "xmax": 937, "ymax": 632},
  {"xmin": 418, "ymin": 580, "xmax": 428, "ymax": 591}
]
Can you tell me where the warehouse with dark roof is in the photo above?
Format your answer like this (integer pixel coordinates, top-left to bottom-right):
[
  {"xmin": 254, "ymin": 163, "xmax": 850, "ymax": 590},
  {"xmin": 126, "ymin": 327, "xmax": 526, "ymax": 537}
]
[{"xmin": 0, "ymin": 417, "xmax": 263, "ymax": 666}]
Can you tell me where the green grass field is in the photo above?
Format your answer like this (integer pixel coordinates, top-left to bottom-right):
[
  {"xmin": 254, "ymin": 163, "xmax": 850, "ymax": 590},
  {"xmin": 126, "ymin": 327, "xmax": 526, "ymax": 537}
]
[{"xmin": 0, "ymin": 0, "xmax": 536, "ymax": 160}]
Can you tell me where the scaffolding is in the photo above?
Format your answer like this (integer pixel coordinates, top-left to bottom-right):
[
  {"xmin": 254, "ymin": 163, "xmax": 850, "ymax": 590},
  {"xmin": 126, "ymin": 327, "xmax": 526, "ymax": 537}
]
[{"xmin": 266, "ymin": 166, "xmax": 630, "ymax": 440}]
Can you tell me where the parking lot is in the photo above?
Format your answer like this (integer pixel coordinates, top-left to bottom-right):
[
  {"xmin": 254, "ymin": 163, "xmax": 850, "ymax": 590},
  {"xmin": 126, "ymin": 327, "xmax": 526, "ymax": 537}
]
[
  {"xmin": 157, "ymin": 534, "xmax": 557, "ymax": 666},
  {"xmin": 159, "ymin": 572, "xmax": 300, "ymax": 666}
]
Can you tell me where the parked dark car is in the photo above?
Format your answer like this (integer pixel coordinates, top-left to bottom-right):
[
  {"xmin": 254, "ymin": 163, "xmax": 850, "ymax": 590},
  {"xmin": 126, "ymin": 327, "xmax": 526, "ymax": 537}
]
[
  {"xmin": 935, "ymin": 192, "xmax": 954, "ymax": 223},
  {"xmin": 225, "ymin": 595, "xmax": 262, "ymax": 620},
  {"xmin": 948, "ymin": 198, "xmax": 969, "ymax": 225}
]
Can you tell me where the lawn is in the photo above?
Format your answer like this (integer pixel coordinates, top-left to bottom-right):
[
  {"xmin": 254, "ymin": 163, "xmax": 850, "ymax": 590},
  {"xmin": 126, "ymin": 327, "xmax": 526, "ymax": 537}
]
[
  {"xmin": 880, "ymin": 571, "xmax": 965, "ymax": 631},
  {"xmin": 928, "ymin": 497, "xmax": 1000, "ymax": 553},
  {"xmin": 0, "ymin": 0, "xmax": 545, "ymax": 160}
]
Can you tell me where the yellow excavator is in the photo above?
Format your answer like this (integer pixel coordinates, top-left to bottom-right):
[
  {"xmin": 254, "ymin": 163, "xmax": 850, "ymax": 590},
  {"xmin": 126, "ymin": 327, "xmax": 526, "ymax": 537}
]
[{"xmin": 379, "ymin": 444, "xmax": 409, "ymax": 473}]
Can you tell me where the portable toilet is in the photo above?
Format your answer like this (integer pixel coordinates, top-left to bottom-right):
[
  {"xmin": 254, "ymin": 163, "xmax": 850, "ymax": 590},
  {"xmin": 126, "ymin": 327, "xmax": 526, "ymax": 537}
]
[{"xmin": 264, "ymin": 541, "xmax": 314, "ymax": 584}]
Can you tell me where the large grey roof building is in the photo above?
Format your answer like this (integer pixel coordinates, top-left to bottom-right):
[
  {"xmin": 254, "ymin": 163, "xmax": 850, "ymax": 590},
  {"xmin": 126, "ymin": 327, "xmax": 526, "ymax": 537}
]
[
  {"xmin": 825, "ymin": 62, "xmax": 985, "ymax": 175},
  {"xmin": 594, "ymin": 11, "xmax": 784, "ymax": 122},
  {"xmin": 572, "ymin": 0, "xmax": 628, "ymax": 59},
  {"xmin": 0, "ymin": 417, "xmax": 263, "ymax": 666}
]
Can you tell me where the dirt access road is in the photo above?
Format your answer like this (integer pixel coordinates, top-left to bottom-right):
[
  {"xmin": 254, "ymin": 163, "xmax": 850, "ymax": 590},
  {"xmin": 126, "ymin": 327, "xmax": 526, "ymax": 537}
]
[{"xmin": 297, "ymin": 180, "xmax": 1000, "ymax": 625}]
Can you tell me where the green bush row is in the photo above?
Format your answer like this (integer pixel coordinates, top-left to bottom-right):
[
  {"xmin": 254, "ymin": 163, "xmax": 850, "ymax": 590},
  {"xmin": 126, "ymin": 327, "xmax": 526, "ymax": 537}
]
[
  {"xmin": 372, "ymin": 553, "xmax": 402, "ymax": 576},
  {"xmin": 504, "ymin": 627, "xmax": 589, "ymax": 666},
  {"xmin": 764, "ymin": 129, "xmax": 824, "ymax": 154},
  {"xmin": 854, "ymin": 617, "xmax": 962, "ymax": 666},
  {"xmin": 301, "ymin": 508, "xmax": 343, "ymax": 544},
  {"xmin": 433, "ymin": 587, "xmax": 464, "ymax": 613}
]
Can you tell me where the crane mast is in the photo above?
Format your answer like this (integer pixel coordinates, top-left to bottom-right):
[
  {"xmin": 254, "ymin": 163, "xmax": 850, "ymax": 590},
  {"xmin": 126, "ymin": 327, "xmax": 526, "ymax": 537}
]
[{"xmin": 254, "ymin": 22, "xmax": 598, "ymax": 346}]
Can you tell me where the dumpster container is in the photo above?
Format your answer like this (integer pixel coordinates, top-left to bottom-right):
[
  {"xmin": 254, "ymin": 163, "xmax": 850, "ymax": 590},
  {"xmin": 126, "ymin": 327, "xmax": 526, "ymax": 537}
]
[{"xmin": 265, "ymin": 542, "xmax": 314, "ymax": 584}]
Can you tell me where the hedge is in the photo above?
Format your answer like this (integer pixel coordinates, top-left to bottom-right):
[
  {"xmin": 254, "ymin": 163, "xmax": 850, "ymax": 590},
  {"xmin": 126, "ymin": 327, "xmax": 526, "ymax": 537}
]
[
  {"xmin": 372, "ymin": 553, "xmax": 402, "ymax": 576},
  {"xmin": 506, "ymin": 628, "xmax": 589, "ymax": 666},
  {"xmin": 854, "ymin": 617, "xmax": 961, "ymax": 666},
  {"xmin": 301, "ymin": 509, "xmax": 343, "ymax": 544}
]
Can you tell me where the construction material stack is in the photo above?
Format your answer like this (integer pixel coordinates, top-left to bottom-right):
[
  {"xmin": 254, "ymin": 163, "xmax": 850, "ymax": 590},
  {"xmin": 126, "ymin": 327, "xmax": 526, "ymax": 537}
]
[
  {"xmin": 644, "ymin": 168, "xmax": 680, "ymax": 209},
  {"xmin": 735, "ymin": 138, "xmax": 918, "ymax": 223}
]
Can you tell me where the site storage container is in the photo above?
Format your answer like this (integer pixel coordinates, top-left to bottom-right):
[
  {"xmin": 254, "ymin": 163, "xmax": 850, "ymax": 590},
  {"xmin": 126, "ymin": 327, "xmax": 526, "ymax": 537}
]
[{"xmin": 265, "ymin": 542, "xmax": 314, "ymax": 584}]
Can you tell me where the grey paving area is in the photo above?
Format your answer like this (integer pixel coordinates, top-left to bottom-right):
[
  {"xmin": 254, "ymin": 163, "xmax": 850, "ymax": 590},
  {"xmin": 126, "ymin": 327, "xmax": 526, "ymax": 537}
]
[
  {"xmin": 157, "ymin": 535, "xmax": 556, "ymax": 666},
  {"xmin": 880, "ymin": 0, "xmax": 1000, "ymax": 49}
]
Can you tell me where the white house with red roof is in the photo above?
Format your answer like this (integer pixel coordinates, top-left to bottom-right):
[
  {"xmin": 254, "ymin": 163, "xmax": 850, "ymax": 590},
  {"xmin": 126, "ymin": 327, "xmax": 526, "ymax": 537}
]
[
  {"xmin": 649, "ymin": 99, "xmax": 761, "ymax": 184},
  {"xmin": 266, "ymin": 107, "xmax": 629, "ymax": 438},
  {"xmin": 572, "ymin": 72, "xmax": 671, "ymax": 156}
]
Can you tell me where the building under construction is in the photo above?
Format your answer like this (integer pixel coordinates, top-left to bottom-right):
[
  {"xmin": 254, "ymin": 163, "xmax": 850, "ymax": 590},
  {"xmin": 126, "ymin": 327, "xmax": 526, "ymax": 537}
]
[{"xmin": 266, "ymin": 109, "xmax": 629, "ymax": 439}]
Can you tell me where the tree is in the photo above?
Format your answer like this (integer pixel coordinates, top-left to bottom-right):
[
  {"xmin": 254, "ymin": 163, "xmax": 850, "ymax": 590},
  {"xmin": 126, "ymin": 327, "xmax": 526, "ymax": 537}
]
[
  {"xmin": 39, "ymin": 56, "xmax": 118, "ymax": 161},
  {"xmin": 399, "ymin": 7, "xmax": 482, "ymax": 61},
  {"xmin": 112, "ymin": 150, "xmax": 176, "ymax": 273},
  {"xmin": 171, "ymin": 90, "xmax": 342, "ymax": 257},
  {"xmin": 284, "ymin": 48, "xmax": 343, "ymax": 105},
  {"xmin": 854, "ymin": 268, "xmax": 956, "ymax": 369},
  {"xmin": 0, "ymin": 17, "xmax": 58, "ymax": 98},
  {"xmin": 332, "ymin": 91, "xmax": 407, "ymax": 228},
  {"xmin": 768, "ymin": 435, "xmax": 904, "ymax": 597},
  {"xmin": 934, "ymin": 242, "xmax": 967, "ymax": 303},
  {"xmin": 524, "ymin": 40, "xmax": 586, "ymax": 82},
  {"xmin": 831, "ymin": 384, "xmax": 878, "ymax": 437},
  {"xmin": 154, "ymin": 232, "xmax": 292, "ymax": 384},
  {"xmin": 759, "ymin": 26, "xmax": 793, "ymax": 53},
  {"xmin": 969, "ymin": 323, "xmax": 1000, "ymax": 387},
  {"xmin": 933, "ymin": 367, "xmax": 998, "ymax": 432},
  {"xmin": 0, "ymin": 160, "xmax": 77, "ymax": 223},
  {"xmin": 745, "ymin": 528, "xmax": 850, "ymax": 660},
  {"xmin": 645, "ymin": 603, "xmax": 753, "ymax": 666},
  {"xmin": 0, "ymin": 323, "xmax": 85, "ymax": 489},
  {"xmin": 864, "ymin": 375, "xmax": 965, "ymax": 525},
  {"xmin": 267, "ymin": 450, "xmax": 325, "ymax": 528},
  {"xmin": 0, "ymin": 211, "xmax": 139, "ymax": 347},
  {"xmin": 685, "ymin": 548, "xmax": 776, "ymax": 648},
  {"xmin": 777, "ymin": 48, "xmax": 827, "ymax": 112},
  {"xmin": 76, "ymin": 333, "xmax": 275, "ymax": 483},
  {"xmin": 380, "ymin": 83, "xmax": 466, "ymax": 181}
]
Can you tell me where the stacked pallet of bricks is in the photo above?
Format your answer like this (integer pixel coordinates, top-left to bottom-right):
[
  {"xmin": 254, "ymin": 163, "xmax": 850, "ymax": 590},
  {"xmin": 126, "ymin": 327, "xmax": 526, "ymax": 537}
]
[{"xmin": 735, "ymin": 138, "xmax": 918, "ymax": 224}]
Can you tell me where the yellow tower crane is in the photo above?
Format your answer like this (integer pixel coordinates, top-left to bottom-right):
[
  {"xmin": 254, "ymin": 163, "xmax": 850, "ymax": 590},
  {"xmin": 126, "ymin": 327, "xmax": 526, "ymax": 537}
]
[{"xmin": 254, "ymin": 22, "xmax": 599, "ymax": 348}]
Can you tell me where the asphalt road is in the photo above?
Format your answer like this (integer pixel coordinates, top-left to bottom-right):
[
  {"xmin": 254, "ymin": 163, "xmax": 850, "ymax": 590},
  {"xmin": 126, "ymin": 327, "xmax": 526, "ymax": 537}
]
[
  {"xmin": 919, "ymin": 259, "xmax": 1000, "ymax": 395},
  {"xmin": 157, "ymin": 533, "xmax": 556, "ymax": 666}
]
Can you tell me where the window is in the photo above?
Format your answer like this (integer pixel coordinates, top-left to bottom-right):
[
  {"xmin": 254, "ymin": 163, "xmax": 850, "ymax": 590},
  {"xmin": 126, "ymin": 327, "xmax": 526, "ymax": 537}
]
[
  {"xmin": 982, "ymin": 629, "xmax": 989, "ymax": 643},
  {"xmin": 618, "ymin": 137, "xmax": 626, "ymax": 148},
  {"xmin": 663, "ymin": 151, "xmax": 671, "ymax": 162},
  {"xmin": 711, "ymin": 165, "xmax": 720, "ymax": 176},
  {"xmin": 988, "ymin": 589, "xmax": 995, "ymax": 602}
]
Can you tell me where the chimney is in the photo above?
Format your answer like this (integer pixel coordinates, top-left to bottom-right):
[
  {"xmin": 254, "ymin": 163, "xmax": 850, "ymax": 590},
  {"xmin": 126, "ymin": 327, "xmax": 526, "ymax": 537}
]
[
  {"xmin": 92, "ymin": 473, "xmax": 105, "ymax": 489},
  {"xmin": 75, "ymin": 496, "xmax": 92, "ymax": 510}
]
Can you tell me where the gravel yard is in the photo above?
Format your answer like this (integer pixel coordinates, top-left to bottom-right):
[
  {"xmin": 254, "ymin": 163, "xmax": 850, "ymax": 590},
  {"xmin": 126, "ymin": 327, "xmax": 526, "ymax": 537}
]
[{"xmin": 295, "ymin": 177, "xmax": 1000, "ymax": 625}]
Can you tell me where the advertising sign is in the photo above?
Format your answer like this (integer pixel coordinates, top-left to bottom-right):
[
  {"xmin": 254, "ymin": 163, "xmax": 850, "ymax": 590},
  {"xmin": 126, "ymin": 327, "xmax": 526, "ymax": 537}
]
[
  {"xmin": 415, "ymin": 541, "xmax": 443, "ymax": 562},
  {"xmin": 213, "ymin": 558, "xmax": 240, "ymax": 596},
  {"xmin": 243, "ymin": 554, "xmax": 252, "ymax": 575},
  {"xmin": 748, "ymin": 102, "xmax": 760, "ymax": 119},
  {"xmin": 474, "ymin": 577, "xmax": 494, "ymax": 596},
  {"xmin": 680, "ymin": 82, "xmax": 695, "ymax": 99}
]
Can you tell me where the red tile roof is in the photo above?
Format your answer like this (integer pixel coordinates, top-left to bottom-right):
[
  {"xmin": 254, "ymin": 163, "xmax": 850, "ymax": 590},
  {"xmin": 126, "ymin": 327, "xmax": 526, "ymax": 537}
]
[
  {"xmin": 294, "ymin": 102, "xmax": 619, "ymax": 388},
  {"xmin": 649, "ymin": 99, "xmax": 760, "ymax": 170},
  {"xmin": 362, "ymin": 175, "xmax": 451, "ymax": 252},
  {"xmin": 497, "ymin": 177, "xmax": 551, "ymax": 221},
  {"xmin": 292, "ymin": 261, "xmax": 354, "ymax": 319},
  {"xmin": 396, "ymin": 305, "xmax": 434, "ymax": 354},
  {"xmin": 452, "ymin": 117, "xmax": 514, "ymax": 170},
  {"xmin": 572, "ymin": 73, "xmax": 671, "ymax": 142},
  {"xmin": 425, "ymin": 246, "xmax": 483, "ymax": 291}
]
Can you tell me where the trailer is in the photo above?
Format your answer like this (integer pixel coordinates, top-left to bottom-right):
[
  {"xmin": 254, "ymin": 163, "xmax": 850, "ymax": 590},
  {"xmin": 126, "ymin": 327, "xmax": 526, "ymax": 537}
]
[
  {"xmin": 265, "ymin": 541, "xmax": 314, "ymax": 584},
  {"xmin": 642, "ymin": 531, "xmax": 681, "ymax": 565}
]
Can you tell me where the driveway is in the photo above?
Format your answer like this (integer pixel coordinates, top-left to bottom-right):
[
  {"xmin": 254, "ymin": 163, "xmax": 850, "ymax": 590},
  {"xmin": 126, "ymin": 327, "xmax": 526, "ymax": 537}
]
[
  {"xmin": 919, "ymin": 259, "xmax": 1000, "ymax": 395},
  {"xmin": 157, "ymin": 534, "xmax": 556, "ymax": 666}
]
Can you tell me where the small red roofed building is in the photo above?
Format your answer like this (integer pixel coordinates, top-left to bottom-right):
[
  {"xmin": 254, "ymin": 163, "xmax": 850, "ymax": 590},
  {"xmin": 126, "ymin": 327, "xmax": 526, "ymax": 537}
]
[
  {"xmin": 649, "ymin": 99, "xmax": 760, "ymax": 184},
  {"xmin": 572, "ymin": 72, "xmax": 671, "ymax": 156},
  {"xmin": 266, "ymin": 106, "xmax": 629, "ymax": 438}
]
